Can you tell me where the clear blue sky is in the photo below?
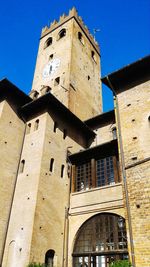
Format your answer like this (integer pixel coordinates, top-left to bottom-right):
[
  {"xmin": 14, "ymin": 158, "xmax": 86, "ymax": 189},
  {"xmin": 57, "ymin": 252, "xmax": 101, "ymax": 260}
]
[{"xmin": 0, "ymin": 0, "xmax": 149, "ymax": 111}]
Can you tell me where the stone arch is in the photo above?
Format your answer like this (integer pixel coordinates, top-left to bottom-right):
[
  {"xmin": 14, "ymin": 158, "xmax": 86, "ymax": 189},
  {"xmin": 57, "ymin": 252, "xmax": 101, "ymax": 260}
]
[{"xmin": 72, "ymin": 212, "xmax": 128, "ymax": 267}]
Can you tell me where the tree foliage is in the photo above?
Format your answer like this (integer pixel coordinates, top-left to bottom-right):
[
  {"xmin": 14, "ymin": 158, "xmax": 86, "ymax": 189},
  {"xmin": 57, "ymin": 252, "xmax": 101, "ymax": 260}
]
[{"xmin": 110, "ymin": 260, "xmax": 131, "ymax": 267}]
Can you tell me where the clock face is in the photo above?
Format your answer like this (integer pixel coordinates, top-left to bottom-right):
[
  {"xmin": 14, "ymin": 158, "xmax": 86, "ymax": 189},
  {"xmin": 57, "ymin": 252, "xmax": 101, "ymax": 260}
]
[{"xmin": 42, "ymin": 58, "xmax": 60, "ymax": 78}]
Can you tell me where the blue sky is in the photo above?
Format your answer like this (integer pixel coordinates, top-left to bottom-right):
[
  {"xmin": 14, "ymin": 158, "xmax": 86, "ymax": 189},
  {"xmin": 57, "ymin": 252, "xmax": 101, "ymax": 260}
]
[{"xmin": 0, "ymin": 0, "xmax": 149, "ymax": 111}]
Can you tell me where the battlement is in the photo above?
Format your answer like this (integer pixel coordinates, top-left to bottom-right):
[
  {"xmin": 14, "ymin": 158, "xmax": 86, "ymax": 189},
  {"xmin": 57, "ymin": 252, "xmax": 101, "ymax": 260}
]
[{"xmin": 41, "ymin": 7, "xmax": 100, "ymax": 53}]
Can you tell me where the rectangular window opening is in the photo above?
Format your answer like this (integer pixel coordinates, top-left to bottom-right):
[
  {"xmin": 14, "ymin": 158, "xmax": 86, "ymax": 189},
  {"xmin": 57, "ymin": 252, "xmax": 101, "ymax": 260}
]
[
  {"xmin": 61, "ymin": 164, "xmax": 65, "ymax": 178},
  {"xmin": 53, "ymin": 122, "xmax": 58, "ymax": 133},
  {"xmin": 73, "ymin": 156, "xmax": 119, "ymax": 192},
  {"xmin": 50, "ymin": 158, "xmax": 54, "ymax": 172}
]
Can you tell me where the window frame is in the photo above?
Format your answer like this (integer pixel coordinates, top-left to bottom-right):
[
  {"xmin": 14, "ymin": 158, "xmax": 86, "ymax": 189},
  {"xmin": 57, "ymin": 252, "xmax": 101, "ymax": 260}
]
[
  {"xmin": 72, "ymin": 156, "xmax": 119, "ymax": 192},
  {"xmin": 58, "ymin": 28, "xmax": 66, "ymax": 40},
  {"xmin": 44, "ymin": 37, "xmax": 53, "ymax": 49}
]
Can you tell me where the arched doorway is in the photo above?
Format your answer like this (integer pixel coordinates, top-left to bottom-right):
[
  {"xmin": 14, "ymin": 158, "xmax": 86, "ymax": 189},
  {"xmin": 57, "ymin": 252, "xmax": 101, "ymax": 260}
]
[
  {"xmin": 45, "ymin": 249, "xmax": 55, "ymax": 267},
  {"xmin": 73, "ymin": 213, "xmax": 128, "ymax": 267}
]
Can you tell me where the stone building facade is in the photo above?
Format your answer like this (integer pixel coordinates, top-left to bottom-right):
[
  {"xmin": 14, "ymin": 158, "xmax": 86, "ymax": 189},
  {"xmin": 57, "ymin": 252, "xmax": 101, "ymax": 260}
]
[{"xmin": 0, "ymin": 7, "xmax": 150, "ymax": 267}]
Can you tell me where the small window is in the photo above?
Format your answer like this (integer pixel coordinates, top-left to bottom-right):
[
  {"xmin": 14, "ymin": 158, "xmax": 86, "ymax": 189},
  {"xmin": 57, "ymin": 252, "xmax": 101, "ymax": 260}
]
[
  {"xmin": 34, "ymin": 119, "xmax": 39, "ymax": 131},
  {"xmin": 53, "ymin": 122, "xmax": 58, "ymax": 133},
  {"xmin": 58, "ymin": 28, "xmax": 66, "ymax": 39},
  {"xmin": 50, "ymin": 158, "xmax": 54, "ymax": 172},
  {"xmin": 54, "ymin": 77, "xmax": 60, "ymax": 86},
  {"xmin": 45, "ymin": 249, "xmax": 55, "ymax": 267},
  {"xmin": 49, "ymin": 54, "xmax": 53, "ymax": 59},
  {"xmin": 26, "ymin": 123, "xmax": 31, "ymax": 134},
  {"xmin": 45, "ymin": 86, "xmax": 51, "ymax": 93},
  {"xmin": 88, "ymin": 75, "xmax": 90, "ymax": 80},
  {"xmin": 44, "ymin": 37, "xmax": 52, "ymax": 49},
  {"xmin": 61, "ymin": 164, "xmax": 65, "ymax": 178},
  {"xmin": 19, "ymin": 159, "xmax": 25, "ymax": 173},
  {"xmin": 41, "ymin": 85, "xmax": 51, "ymax": 95},
  {"xmin": 112, "ymin": 127, "xmax": 117, "ymax": 139},
  {"xmin": 63, "ymin": 129, "xmax": 67, "ymax": 139},
  {"xmin": 33, "ymin": 91, "xmax": 39, "ymax": 100},
  {"xmin": 78, "ymin": 32, "xmax": 84, "ymax": 45},
  {"xmin": 91, "ymin": 51, "xmax": 97, "ymax": 62}
]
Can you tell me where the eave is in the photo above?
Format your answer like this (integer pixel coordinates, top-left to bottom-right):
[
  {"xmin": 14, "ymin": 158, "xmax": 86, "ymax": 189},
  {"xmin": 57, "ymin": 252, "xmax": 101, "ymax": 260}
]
[
  {"xmin": 20, "ymin": 92, "xmax": 96, "ymax": 147},
  {"xmin": 0, "ymin": 78, "xmax": 31, "ymax": 109},
  {"xmin": 84, "ymin": 110, "xmax": 115, "ymax": 129},
  {"xmin": 69, "ymin": 139, "xmax": 118, "ymax": 165},
  {"xmin": 101, "ymin": 55, "xmax": 150, "ymax": 93}
]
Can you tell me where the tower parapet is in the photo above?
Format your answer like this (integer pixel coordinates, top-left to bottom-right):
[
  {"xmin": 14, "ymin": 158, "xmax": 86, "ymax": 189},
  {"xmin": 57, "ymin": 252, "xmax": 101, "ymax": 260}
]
[{"xmin": 41, "ymin": 7, "xmax": 100, "ymax": 54}]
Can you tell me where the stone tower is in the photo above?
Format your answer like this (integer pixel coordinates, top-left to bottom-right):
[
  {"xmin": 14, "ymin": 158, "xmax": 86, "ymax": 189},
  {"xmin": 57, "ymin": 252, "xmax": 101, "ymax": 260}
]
[
  {"xmin": 1, "ymin": 8, "xmax": 99, "ymax": 267},
  {"xmin": 1, "ymin": 6, "xmax": 149, "ymax": 267},
  {"xmin": 31, "ymin": 7, "xmax": 102, "ymax": 120}
]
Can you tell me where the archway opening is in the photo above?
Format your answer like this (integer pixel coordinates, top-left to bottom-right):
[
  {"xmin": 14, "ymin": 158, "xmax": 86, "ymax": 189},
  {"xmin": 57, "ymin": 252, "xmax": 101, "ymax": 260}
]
[
  {"xmin": 45, "ymin": 249, "xmax": 55, "ymax": 267},
  {"xmin": 73, "ymin": 213, "xmax": 128, "ymax": 267}
]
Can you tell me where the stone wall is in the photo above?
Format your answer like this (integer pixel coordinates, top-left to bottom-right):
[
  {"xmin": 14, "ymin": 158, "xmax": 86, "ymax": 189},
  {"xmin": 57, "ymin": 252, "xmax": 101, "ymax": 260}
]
[
  {"xmin": 117, "ymin": 80, "xmax": 150, "ymax": 267},
  {"xmin": 0, "ymin": 101, "xmax": 25, "ymax": 265}
]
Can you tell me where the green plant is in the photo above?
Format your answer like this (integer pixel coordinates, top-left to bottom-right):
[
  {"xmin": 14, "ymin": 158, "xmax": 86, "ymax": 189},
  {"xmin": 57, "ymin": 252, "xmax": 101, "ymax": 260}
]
[
  {"xmin": 110, "ymin": 260, "xmax": 131, "ymax": 267},
  {"xmin": 27, "ymin": 263, "xmax": 43, "ymax": 267}
]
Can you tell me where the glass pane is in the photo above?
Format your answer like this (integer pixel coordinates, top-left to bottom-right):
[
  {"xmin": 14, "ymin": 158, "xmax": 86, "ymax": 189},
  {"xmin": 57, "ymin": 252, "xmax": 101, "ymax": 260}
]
[{"xmin": 73, "ymin": 214, "xmax": 127, "ymax": 254}]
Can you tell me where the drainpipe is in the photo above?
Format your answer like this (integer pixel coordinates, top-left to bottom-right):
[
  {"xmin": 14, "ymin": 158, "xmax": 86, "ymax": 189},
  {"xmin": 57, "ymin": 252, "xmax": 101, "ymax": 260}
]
[
  {"xmin": 0, "ymin": 121, "xmax": 27, "ymax": 267},
  {"xmin": 106, "ymin": 76, "xmax": 136, "ymax": 267}
]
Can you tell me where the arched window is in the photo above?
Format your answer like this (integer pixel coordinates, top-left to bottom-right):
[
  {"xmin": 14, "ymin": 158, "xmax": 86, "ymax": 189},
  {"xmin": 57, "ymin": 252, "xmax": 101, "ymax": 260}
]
[
  {"xmin": 91, "ymin": 50, "xmax": 97, "ymax": 62},
  {"xmin": 33, "ymin": 91, "xmax": 39, "ymax": 100},
  {"xmin": 54, "ymin": 77, "xmax": 60, "ymax": 86},
  {"xmin": 26, "ymin": 123, "xmax": 31, "ymax": 134},
  {"xmin": 112, "ymin": 127, "xmax": 117, "ymax": 139},
  {"xmin": 49, "ymin": 54, "xmax": 53, "ymax": 59},
  {"xmin": 78, "ymin": 32, "xmax": 84, "ymax": 45},
  {"xmin": 41, "ymin": 85, "xmax": 51, "ymax": 95},
  {"xmin": 73, "ymin": 213, "xmax": 128, "ymax": 267},
  {"xmin": 19, "ymin": 159, "xmax": 25, "ymax": 173},
  {"xmin": 34, "ymin": 119, "xmax": 39, "ymax": 131},
  {"xmin": 58, "ymin": 28, "xmax": 66, "ymax": 39},
  {"xmin": 63, "ymin": 129, "xmax": 67, "ymax": 139},
  {"xmin": 45, "ymin": 86, "xmax": 52, "ymax": 93},
  {"xmin": 44, "ymin": 37, "xmax": 53, "ymax": 49},
  {"xmin": 45, "ymin": 249, "xmax": 55, "ymax": 267}
]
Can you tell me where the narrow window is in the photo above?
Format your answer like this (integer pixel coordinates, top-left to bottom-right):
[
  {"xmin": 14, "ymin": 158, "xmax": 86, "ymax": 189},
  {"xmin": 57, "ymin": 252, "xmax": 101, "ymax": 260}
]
[
  {"xmin": 112, "ymin": 127, "xmax": 117, "ymax": 139},
  {"xmin": 19, "ymin": 159, "xmax": 25, "ymax": 173},
  {"xmin": 88, "ymin": 75, "xmax": 90, "ymax": 80},
  {"xmin": 54, "ymin": 77, "xmax": 60, "ymax": 86},
  {"xmin": 44, "ymin": 37, "xmax": 52, "ymax": 49},
  {"xmin": 50, "ymin": 158, "xmax": 54, "ymax": 172},
  {"xmin": 26, "ymin": 123, "xmax": 31, "ymax": 134},
  {"xmin": 75, "ymin": 162, "xmax": 92, "ymax": 192},
  {"xmin": 58, "ymin": 28, "xmax": 66, "ymax": 39},
  {"xmin": 53, "ymin": 122, "xmax": 58, "ymax": 133},
  {"xmin": 45, "ymin": 250, "xmax": 55, "ymax": 267},
  {"xmin": 61, "ymin": 164, "xmax": 65, "ymax": 178},
  {"xmin": 78, "ymin": 32, "xmax": 84, "ymax": 45},
  {"xmin": 63, "ymin": 129, "xmax": 67, "ymax": 139},
  {"xmin": 49, "ymin": 54, "xmax": 53, "ymax": 59},
  {"xmin": 91, "ymin": 51, "xmax": 97, "ymax": 62},
  {"xmin": 33, "ymin": 91, "xmax": 39, "ymax": 100},
  {"xmin": 34, "ymin": 119, "xmax": 39, "ymax": 131},
  {"xmin": 45, "ymin": 86, "xmax": 52, "ymax": 93}
]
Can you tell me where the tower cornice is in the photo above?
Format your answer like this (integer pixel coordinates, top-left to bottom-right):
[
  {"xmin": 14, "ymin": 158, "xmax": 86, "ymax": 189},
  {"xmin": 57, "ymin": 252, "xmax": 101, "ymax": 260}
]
[{"xmin": 41, "ymin": 7, "xmax": 100, "ymax": 55}]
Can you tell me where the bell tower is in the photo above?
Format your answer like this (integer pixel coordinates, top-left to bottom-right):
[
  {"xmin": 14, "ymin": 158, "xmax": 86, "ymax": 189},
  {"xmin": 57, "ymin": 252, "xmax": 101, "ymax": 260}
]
[{"xmin": 31, "ymin": 7, "xmax": 102, "ymax": 120}]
